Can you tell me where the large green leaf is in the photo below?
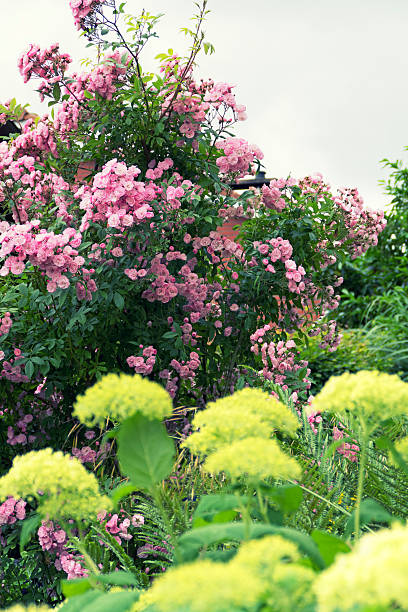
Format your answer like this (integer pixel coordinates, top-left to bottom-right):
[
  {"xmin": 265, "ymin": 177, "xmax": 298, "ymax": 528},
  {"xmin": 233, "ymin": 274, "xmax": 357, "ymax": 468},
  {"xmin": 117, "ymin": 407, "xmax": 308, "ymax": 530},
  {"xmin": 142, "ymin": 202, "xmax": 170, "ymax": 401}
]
[
  {"xmin": 311, "ymin": 530, "xmax": 351, "ymax": 567},
  {"xmin": 178, "ymin": 522, "xmax": 325, "ymax": 569},
  {"xmin": 192, "ymin": 494, "xmax": 247, "ymax": 527},
  {"xmin": 62, "ymin": 577, "xmax": 92, "ymax": 598},
  {"xmin": 345, "ymin": 499, "xmax": 394, "ymax": 536},
  {"xmin": 261, "ymin": 484, "xmax": 304, "ymax": 514},
  {"xmin": 20, "ymin": 514, "xmax": 41, "ymax": 552},
  {"xmin": 59, "ymin": 591, "xmax": 103, "ymax": 612},
  {"xmin": 80, "ymin": 590, "xmax": 139, "ymax": 611},
  {"xmin": 117, "ymin": 413, "xmax": 175, "ymax": 493}
]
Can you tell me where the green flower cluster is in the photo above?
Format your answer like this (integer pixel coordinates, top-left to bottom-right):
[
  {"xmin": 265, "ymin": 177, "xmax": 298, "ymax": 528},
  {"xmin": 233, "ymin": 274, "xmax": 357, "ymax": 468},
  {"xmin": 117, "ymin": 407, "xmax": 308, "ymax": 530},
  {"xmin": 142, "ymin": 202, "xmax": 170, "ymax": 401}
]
[
  {"xmin": 185, "ymin": 388, "xmax": 298, "ymax": 456},
  {"xmin": 134, "ymin": 535, "xmax": 313, "ymax": 612},
  {"xmin": 0, "ymin": 448, "xmax": 111, "ymax": 521},
  {"xmin": 74, "ymin": 373, "xmax": 173, "ymax": 427},
  {"xmin": 205, "ymin": 437, "xmax": 301, "ymax": 481},
  {"xmin": 183, "ymin": 388, "xmax": 300, "ymax": 482},
  {"xmin": 393, "ymin": 435, "xmax": 408, "ymax": 465},
  {"xmin": 311, "ymin": 370, "xmax": 408, "ymax": 433},
  {"xmin": 315, "ymin": 522, "xmax": 408, "ymax": 611}
]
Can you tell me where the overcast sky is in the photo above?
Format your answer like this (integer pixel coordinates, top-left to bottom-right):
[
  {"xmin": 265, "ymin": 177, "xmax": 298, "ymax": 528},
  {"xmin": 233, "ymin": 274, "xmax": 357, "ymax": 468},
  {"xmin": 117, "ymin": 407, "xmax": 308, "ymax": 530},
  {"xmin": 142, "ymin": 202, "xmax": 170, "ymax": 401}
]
[{"xmin": 2, "ymin": 0, "xmax": 408, "ymax": 210}]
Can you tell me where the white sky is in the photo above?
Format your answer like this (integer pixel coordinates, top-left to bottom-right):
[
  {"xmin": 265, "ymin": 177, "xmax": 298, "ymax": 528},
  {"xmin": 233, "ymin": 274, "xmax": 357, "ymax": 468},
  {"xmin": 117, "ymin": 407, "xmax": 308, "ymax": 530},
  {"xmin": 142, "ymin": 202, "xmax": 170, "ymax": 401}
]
[{"xmin": 2, "ymin": 0, "xmax": 408, "ymax": 210}]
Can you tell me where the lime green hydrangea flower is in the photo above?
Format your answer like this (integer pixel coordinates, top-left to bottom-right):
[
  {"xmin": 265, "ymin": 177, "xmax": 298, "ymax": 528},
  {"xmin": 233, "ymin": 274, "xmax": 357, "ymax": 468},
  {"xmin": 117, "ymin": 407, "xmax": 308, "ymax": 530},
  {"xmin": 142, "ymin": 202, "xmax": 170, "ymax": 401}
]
[
  {"xmin": 184, "ymin": 410, "xmax": 275, "ymax": 456},
  {"xmin": 183, "ymin": 387, "xmax": 299, "ymax": 457},
  {"xmin": 204, "ymin": 437, "xmax": 301, "ymax": 482},
  {"xmin": 392, "ymin": 435, "xmax": 408, "ymax": 466},
  {"xmin": 232, "ymin": 535, "xmax": 299, "ymax": 577},
  {"xmin": 0, "ymin": 448, "xmax": 111, "ymax": 521},
  {"xmin": 74, "ymin": 373, "xmax": 173, "ymax": 427},
  {"xmin": 231, "ymin": 536, "xmax": 315, "ymax": 612},
  {"xmin": 311, "ymin": 370, "xmax": 408, "ymax": 433},
  {"xmin": 132, "ymin": 558, "xmax": 264, "ymax": 612},
  {"xmin": 267, "ymin": 564, "xmax": 316, "ymax": 612},
  {"xmin": 315, "ymin": 523, "xmax": 408, "ymax": 611}
]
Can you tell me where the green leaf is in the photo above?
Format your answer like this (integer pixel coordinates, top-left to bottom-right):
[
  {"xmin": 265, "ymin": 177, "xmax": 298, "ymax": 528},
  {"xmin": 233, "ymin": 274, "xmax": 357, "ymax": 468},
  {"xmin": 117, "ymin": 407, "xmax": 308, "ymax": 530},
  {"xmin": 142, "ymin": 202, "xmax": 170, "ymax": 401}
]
[
  {"xmin": 80, "ymin": 590, "xmax": 139, "ymax": 611},
  {"xmin": 59, "ymin": 591, "xmax": 103, "ymax": 611},
  {"xmin": 52, "ymin": 83, "xmax": 61, "ymax": 102},
  {"xmin": 20, "ymin": 514, "xmax": 41, "ymax": 552},
  {"xmin": 113, "ymin": 292, "xmax": 125, "ymax": 310},
  {"xmin": 262, "ymin": 484, "xmax": 303, "ymax": 515},
  {"xmin": 345, "ymin": 499, "xmax": 394, "ymax": 536},
  {"xmin": 61, "ymin": 578, "xmax": 92, "ymax": 598},
  {"xmin": 96, "ymin": 571, "xmax": 139, "ymax": 587},
  {"xmin": 311, "ymin": 530, "xmax": 351, "ymax": 567},
  {"xmin": 24, "ymin": 360, "xmax": 34, "ymax": 379},
  {"xmin": 117, "ymin": 414, "xmax": 175, "ymax": 493},
  {"xmin": 110, "ymin": 481, "xmax": 137, "ymax": 506},
  {"xmin": 178, "ymin": 522, "xmax": 325, "ymax": 568},
  {"xmin": 192, "ymin": 494, "xmax": 246, "ymax": 526}
]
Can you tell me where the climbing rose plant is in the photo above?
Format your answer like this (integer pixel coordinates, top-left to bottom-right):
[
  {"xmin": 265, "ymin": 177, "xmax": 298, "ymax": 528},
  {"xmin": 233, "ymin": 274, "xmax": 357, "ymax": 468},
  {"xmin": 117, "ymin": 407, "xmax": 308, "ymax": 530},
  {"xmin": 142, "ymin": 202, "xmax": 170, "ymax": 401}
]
[{"xmin": 0, "ymin": 0, "xmax": 385, "ymax": 423}]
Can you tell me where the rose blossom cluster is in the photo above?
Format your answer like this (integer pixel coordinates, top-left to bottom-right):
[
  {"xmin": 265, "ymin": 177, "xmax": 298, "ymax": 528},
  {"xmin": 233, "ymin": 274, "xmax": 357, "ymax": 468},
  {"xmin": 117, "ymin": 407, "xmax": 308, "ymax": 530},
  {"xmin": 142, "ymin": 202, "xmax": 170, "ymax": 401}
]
[
  {"xmin": 0, "ymin": 151, "xmax": 72, "ymax": 223},
  {"xmin": 158, "ymin": 349, "xmax": 201, "ymax": 397},
  {"xmin": 98, "ymin": 510, "xmax": 137, "ymax": 545},
  {"xmin": 0, "ymin": 312, "xmax": 12, "ymax": 337},
  {"xmin": 38, "ymin": 521, "xmax": 88, "ymax": 580},
  {"xmin": 253, "ymin": 236, "xmax": 306, "ymax": 294},
  {"xmin": 3, "ymin": 120, "xmax": 58, "ymax": 159},
  {"xmin": 18, "ymin": 43, "xmax": 72, "ymax": 89},
  {"xmin": 215, "ymin": 137, "xmax": 264, "ymax": 177},
  {"xmin": 333, "ymin": 425, "xmax": 360, "ymax": 462},
  {"xmin": 160, "ymin": 56, "xmax": 246, "ymax": 143},
  {"xmin": 69, "ymin": 0, "xmax": 105, "ymax": 30},
  {"xmin": 334, "ymin": 187, "xmax": 386, "ymax": 258},
  {"xmin": 170, "ymin": 351, "xmax": 200, "ymax": 381},
  {"xmin": 297, "ymin": 176, "xmax": 386, "ymax": 260},
  {"xmin": 261, "ymin": 177, "xmax": 297, "ymax": 212},
  {"xmin": 0, "ymin": 497, "xmax": 26, "ymax": 526},
  {"xmin": 1, "ymin": 349, "xmax": 30, "ymax": 383},
  {"xmin": 0, "ymin": 220, "xmax": 91, "ymax": 293},
  {"xmin": 75, "ymin": 158, "xmax": 155, "ymax": 232},
  {"xmin": 127, "ymin": 345, "xmax": 157, "ymax": 376},
  {"xmin": 250, "ymin": 324, "xmax": 311, "ymax": 396}
]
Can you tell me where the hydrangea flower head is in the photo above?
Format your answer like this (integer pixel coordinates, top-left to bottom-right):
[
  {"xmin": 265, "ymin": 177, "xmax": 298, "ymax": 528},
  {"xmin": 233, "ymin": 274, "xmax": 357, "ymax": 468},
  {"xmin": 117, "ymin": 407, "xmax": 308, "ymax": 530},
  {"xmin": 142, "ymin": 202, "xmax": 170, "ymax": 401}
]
[
  {"xmin": 204, "ymin": 437, "xmax": 301, "ymax": 482},
  {"xmin": 133, "ymin": 558, "xmax": 264, "ymax": 612},
  {"xmin": 74, "ymin": 373, "xmax": 173, "ymax": 427},
  {"xmin": 232, "ymin": 536, "xmax": 315, "ymax": 612},
  {"xmin": 0, "ymin": 448, "xmax": 111, "ymax": 521},
  {"xmin": 184, "ymin": 387, "xmax": 299, "ymax": 456},
  {"xmin": 311, "ymin": 370, "xmax": 408, "ymax": 432},
  {"xmin": 391, "ymin": 434, "xmax": 408, "ymax": 467},
  {"xmin": 315, "ymin": 523, "xmax": 408, "ymax": 611},
  {"xmin": 232, "ymin": 534, "xmax": 299, "ymax": 573}
]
